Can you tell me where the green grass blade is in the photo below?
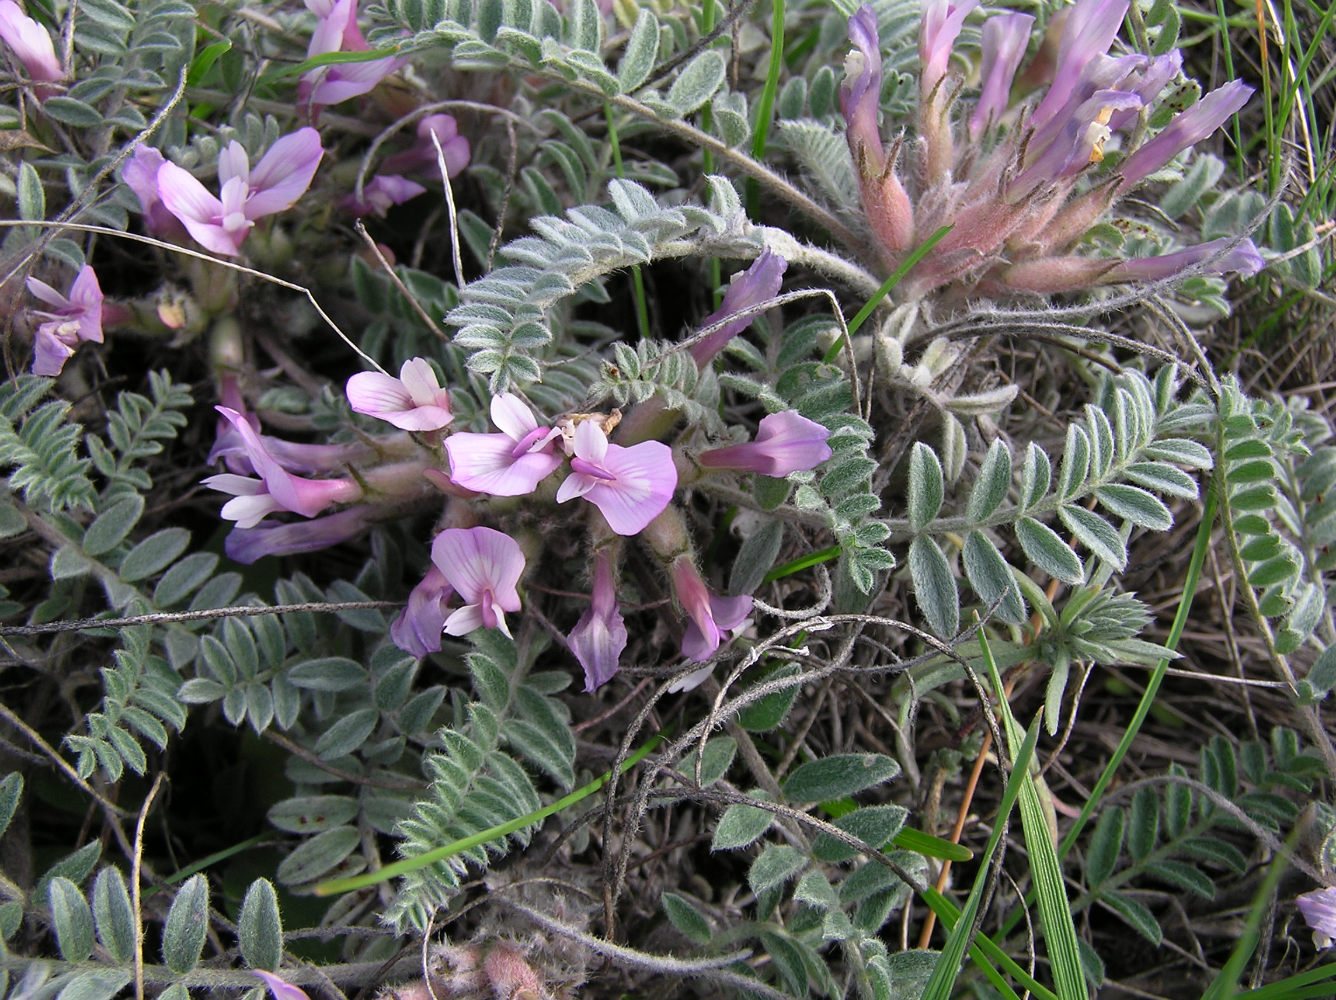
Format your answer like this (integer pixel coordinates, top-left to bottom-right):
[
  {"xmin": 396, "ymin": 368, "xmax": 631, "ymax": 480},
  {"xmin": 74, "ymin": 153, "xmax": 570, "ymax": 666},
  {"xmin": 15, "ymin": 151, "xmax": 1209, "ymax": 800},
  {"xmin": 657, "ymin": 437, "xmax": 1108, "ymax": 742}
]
[
  {"xmin": 763, "ymin": 544, "xmax": 840, "ymax": 583},
  {"xmin": 823, "ymin": 224, "xmax": 953, "ymax": 363},
  {"xmin": 981, "ymin": 630, "xmax": 1088, "ymax": 1000},
  {"xmin": 922, "ymin": 886, "xmax": 1058, "ymax": 1000},
  {"xmin": 922, "ymin": 709, "xmax": 1042, "ymax": 1000},
  {"xmin": 1201, "ymin": 825, "xmax": 1304, "ymax": 1000},
  {"xmin": 1232, "ymin": 962, "xmax": 1336, "ymax": 1000},
  {"xmin": 1057, "ymin": 483, "xmax": 1217, "ymax": 860},
  {"xmin": 745, "ymin": 0, "xmax": 786, "ymax": 219},
  {"xmin": 165, "ymin": 832, "xmax": 271, "ymax": 884}
]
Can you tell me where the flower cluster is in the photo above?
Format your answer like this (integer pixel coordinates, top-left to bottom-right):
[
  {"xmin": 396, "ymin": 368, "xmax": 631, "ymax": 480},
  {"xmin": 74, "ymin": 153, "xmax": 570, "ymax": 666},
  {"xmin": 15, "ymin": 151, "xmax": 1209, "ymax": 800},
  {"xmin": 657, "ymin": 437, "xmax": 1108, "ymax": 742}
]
[
  {"xmin": 841, "ymin": 0, "xmax": 1262, "ymax": 301},
  {"xmin": 200, "ymin": 254, "xmax": 832, "ymax": 692},
  {"xmin": 21, "ymin": 0, "xmax": 472, "ymax": 376}
]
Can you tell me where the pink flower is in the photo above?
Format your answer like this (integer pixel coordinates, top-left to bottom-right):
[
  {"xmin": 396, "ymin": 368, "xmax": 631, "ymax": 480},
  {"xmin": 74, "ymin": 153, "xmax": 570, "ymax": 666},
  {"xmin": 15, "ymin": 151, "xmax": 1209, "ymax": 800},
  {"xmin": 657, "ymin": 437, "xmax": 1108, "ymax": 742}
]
[
  {"xmin": 300, "ymin": 0, "xmax": 401, "ymax": 109},
  {"xmin": 838, "ymin": 0, "xmax": 1255, "ymax": 301},
  {"xmin": 0, "ymin": 0, "xmax": 61, "ymax": 89},
  {"xmin": 390, "ymin": 565, "xmax": 453, "ymax": 657},
  {"xmin": 669, "ymin": 557, "xmax": 752, "ymax": 664},
  {"xmin": 443, "ymin": 393, "xmax": 563, "ymax": 496},
  {"xmin": 26, "ymin": 266, "xmax": 104, "ymax": 376},
  {"xmin": 431, "ymin": 527, "xmax": 525, "ymax": 638},
  {"xmin": 556, "ymin": 421, "xmax": 677, "ymax": 536},
  {"xmin": 691, "ymin": 249, "xmax": 788, "ymax": 366},
  {"xmin": 120, "ymin": 147, "xmax": 184, "ymax": 237},
  {"xmin": 346, "ymin": 358, "xmax": 453, "ymax": 431},
  {"xmin": 156, "ymin": 129, "xmax": 324, "ymax": 256},
  {"xmin": 699, "ymin": 411, "xmax": 832, "ymax": 477},
  {"xmin": 203, "ymin": 406, "xmax": 361, "ymax": 527},
  {"xmin": 569, "ymin": 548, "xmax": 627, "ymax": 691},
  {"xmin": 209, "ymin": 426, "xmax": 372, "ymax": 477},
  {"xmin": 254, "ymin": 970, "xmax": 312, "ymax": 1000},
  {"xmin": 840, "ymin": 10, "xmax": 915, "ymax": 254},
  {"xmin": 341, "ymin": 174, "xmax": 427, "ymax": 217},
  {"xmin": 381, "ymin": 114, "xmax": 472, "ymax": 178}
]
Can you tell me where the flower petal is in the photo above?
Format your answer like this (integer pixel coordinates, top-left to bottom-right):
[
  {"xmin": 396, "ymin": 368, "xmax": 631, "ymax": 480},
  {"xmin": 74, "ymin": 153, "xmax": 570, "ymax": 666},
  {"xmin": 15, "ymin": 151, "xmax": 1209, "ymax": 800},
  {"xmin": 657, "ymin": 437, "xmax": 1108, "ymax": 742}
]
[
  {"xmin": 431, "ymin": 526, "xmax": 525, "ymax": 609},
  {"xmin": 31, "ymin": 324, "xmax": 75, "ymax": 376},
  {"xmin": 346, "ymin": 370, "xmax": 414, "ymax": 418},
  {"xmin": 157, "ymin": 162, "xmax": 242, "ymax": 255},
  {"xmin": 254, "ymin": 970, "xmax": 312, "ymax": 1000},
  {"xmin": 445, "ymin": 432, "xmax": 562, "ymax": 496},
  {"xmin": 584, "ymin": 439, "xmax": 677, "ymax": 536},
  {"xmin": 490, "ymin": 392, "xmax": 540, "ymax": 441},
  {"xmin": 245, "ymin": 128, "xmax": 325, "ymax": 218}
]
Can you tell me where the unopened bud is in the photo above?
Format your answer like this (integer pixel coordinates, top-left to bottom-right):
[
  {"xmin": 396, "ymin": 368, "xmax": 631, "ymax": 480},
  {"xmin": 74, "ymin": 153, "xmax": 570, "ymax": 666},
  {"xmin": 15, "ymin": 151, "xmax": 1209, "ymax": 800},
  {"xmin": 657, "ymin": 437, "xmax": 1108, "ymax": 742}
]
[{"xmin": 482, "ymin": 942, "xmax": 544, "ymax": 1000}]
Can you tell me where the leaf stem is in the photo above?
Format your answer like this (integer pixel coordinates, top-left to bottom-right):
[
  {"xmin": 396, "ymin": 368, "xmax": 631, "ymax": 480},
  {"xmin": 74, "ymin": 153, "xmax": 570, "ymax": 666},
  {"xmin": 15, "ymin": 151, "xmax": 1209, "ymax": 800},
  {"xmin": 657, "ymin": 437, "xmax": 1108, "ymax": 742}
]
[{"xmin": 314, "ymin": 732, "xmax": 661, "ymax": 895}]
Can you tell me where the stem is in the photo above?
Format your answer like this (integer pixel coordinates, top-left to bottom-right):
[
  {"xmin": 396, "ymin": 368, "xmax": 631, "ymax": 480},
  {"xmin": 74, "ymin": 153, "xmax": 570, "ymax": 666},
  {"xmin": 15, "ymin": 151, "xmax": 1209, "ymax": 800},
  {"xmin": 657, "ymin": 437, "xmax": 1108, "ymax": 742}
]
[{"xmin": 604, "ymin": 103, "xmax": 651, "ymax": 339}]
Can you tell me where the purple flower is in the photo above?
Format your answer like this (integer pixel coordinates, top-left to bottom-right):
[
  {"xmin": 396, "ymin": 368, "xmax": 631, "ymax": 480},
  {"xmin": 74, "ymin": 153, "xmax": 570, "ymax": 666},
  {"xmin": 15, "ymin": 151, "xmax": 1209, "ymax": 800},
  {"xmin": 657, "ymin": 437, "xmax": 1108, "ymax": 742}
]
[
  {"xmin": 120, "ymin": 147, "xmax": 185, "ymax": 237},
  {"xmin": 301, "ymin": 0, "xmax": 401, "ymax": 109},
  {"xmin": 156, "ymin": 129, "xmax": 324, "ymax": 256},
  {"xmin": 254, "ymin": 970, "xmax": 312, "ymax": 1000},
  {"xmin": 431, "ymin": 527, "xmax": 525, "ymax": 638},
  {"xmin": 840, "ymin": 10, "xmax": 915, "ymax": 254},
  {"xmin": 1118, "ymin": 80, "xmax": 1254, "ymax": 189},
  {"xmin": 1298, "ymin": 887, "xmax": 1336, "ymax": 945},
  {"xmin": 919, "ymin": 0, "xmax": 980, "ymax": 103},
  {"xmin": 670, "ymin": 557, "xmax": 752, "ymax": 664},
  {"xmin": 443, "ymin": 393, "xmax": 563, "ymax": 496},
  {"xmin": 969, "ymin": 13, "xmax": 1034, "ymax": 139},
  {"xmin": 1101, "ymin": 51, "xmax": 1183, "ymax": 132},
  {"xmin": 225, "ymin": 505, "xmax": 375, "ymax": 564},
  {"xmin": 1297, "ymin": 887, "xmax": 1336, "ymax": 947},
  {"xmin": 1029, "ymin": 0, "xmax": 1130, "ymax": 134},
  {"xmin": 1014, "ymin": 89, "xmax": 1143, "ymax": 189},
  {"xmin": 839, "ymin": 6, "xmax": 884, "ymax": 175},
  {"xmin": 691, "ymin": 249, "xmax": 788, "ymax": 366},
  {"xmin": 26, "ymin": 266, "xmax": 104, "ymax": 376},
  {"xmin": 556, "ymin": 421, "xmax": 677, "ymax": 536},
  {"xmin": 0, "ymin": 0, "xmax": 61, "ymax": 89},
  {"xmin": 209, "ymin": 426, "xmax": 372, "ymax": 477},
  {"xmin": 699, "ymin": 410, "xmax": 833, "ymax": 477},
  {"xmin": 1106, "ymin": 237, "xmax": 1265, "ymax": 282},
  {"xmin": 347, "ymin": 358, "xmax": 453, "ymax": 431},
  {"xmin": 341, "ymin": 174, "xmax": 427, "ymax": 217},
  {"xmin": 381, "ymin": 114, "xmax": 471, "ymax": 178},
  {"xmin": 569, "ymin": 547, "xmax": 628, "ymax": 691},
  {"xmin": 390, "ymin": 565, "xmax": 453, "ymax": 657},
  {"xmin": 203, "ymin": 406, "xmax": 361, "ymax": 527}
]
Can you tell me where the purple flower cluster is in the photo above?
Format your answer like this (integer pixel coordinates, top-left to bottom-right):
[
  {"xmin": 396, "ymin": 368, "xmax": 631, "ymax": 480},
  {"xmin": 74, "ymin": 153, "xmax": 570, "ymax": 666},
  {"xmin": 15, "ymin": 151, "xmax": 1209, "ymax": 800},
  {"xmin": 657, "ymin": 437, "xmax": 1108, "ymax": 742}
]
[
  {"xmin": 841, "ymin": 0, "xmax": 1263, "ymax": 300},
  {"xmin": 199, "ymin": 253, "xmax": 833, "ymax": 692},
  {"xmin": 17, "ymin": 0, "xmax": 475, "ymax": 375}
]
